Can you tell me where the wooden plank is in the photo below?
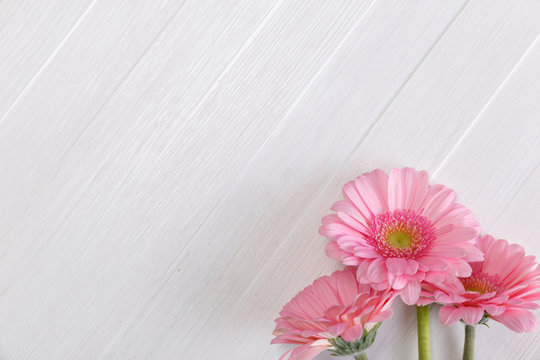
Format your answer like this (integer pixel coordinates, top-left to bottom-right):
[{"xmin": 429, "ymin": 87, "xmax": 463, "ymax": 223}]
[{"xmin": 0, "ymin": 0, "xmax": 94, "ymax": 118}]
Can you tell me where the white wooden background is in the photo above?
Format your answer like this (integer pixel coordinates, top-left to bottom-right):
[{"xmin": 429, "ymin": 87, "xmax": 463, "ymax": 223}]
[{"xmin": 0, "ymin": 0, "xmax": 539, "ymax": 359}]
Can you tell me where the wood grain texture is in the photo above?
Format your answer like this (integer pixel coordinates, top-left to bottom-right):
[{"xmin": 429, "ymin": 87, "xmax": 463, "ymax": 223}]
[
  {"xmin": 0, "ymin": 0, "xmax": 539, "ymax": 359},
  {"xmin": 0, "ymin": 0, "xmax": 94, "ymax": 118}
]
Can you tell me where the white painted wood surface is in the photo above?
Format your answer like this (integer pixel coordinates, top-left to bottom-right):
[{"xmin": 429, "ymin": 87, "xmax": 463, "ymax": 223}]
[{"xmin": 0, "ymin": 0, "xmax": 539, "ymax": 359}]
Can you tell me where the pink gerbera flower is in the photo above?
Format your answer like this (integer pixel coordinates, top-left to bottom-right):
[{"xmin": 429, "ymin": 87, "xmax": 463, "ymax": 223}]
[
  {"xmin": 271, "ymin": 268, "xmax": 396, "ymax": 360},
  {"xmin": 426, "ymin": 235, "xmax": 540, "ymax": 332},
  {"xmin": 320, "ymin": 168, "xmax": 483, "ymax": 305}
]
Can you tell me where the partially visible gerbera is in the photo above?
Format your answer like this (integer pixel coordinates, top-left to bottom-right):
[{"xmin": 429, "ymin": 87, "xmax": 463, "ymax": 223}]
[
  {"xmin": 271, "ymin": 268, "xmax": 396, "ymax": 360},
  {"xmin": 423, "ymin": 235, "xmax": 540, "ymax": 332},
  {"xmin": 320, "ymin": 168, "xmax": 483, "ymax": 305}
]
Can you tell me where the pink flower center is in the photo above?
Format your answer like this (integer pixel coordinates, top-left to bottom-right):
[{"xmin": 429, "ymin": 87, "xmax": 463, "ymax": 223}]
[
  {"xmin": 460, "ymin": 272, "xmax": 501, "ymax": 294},
  {"xmin": 367, "ymin": 210, "xmax": 435, "ymax": 258}
]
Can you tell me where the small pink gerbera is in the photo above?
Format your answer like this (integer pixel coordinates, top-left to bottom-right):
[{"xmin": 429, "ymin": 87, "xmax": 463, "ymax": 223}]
[
  {"xmin": 271, "ymin": 268, "xmax": 396, "ymax": 360},
  {"xmin": 320, "ymin": 168, "xmax": 483, "ymax": 305},
  {"xmin": 424, "ymin": 235, "xmax": 540, "ymax": 332}
]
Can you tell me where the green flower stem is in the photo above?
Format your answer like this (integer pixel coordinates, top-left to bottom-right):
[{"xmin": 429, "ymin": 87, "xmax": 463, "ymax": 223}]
[
  {"xmin": 462, "ymin": 325, "xmax": 476, "ymax": 360},
  {"xmin": 416, "ymin": 305, "xmax": 431, "ymax": 360},
  {"xmin": 354, "ymin": 353, "xmax": 368, "ymax": 360}
]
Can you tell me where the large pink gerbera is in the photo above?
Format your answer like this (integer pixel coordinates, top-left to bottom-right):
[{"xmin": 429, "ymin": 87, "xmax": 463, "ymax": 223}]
[
  {"xmin": 271, "ymin": 268, "xmax": 396, "ymax": 360},
  {"xmin": 320, "ymin": 168, "xmax": 483, "ymax": 305},
  {"xmin": 424, "ymin": 235, "xmax": 540, "ymax": 332}
]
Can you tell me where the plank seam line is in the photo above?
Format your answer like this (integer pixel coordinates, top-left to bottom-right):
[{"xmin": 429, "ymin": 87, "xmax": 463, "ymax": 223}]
[
  {"xmin": 0, "ymin": 0, "xmax": 99, "ymax": 127},
  {"xmin": 339, "ymin": 0, "xmax": 473, "ymax": 177},
  {"xmin": 227, "ymin": 0, "xmax": 380, "ymax": 174},
  {"xmin": 47, "ymin": 0, "xmax": 192, "ymax": 170},
  {"xmin": 492, "ymin": 161, "xmax": 539, "ymax": 227},
  {"xmin": 181, "ymin": 0, "xmax": 288, "ymax": 121},
  {"xmin": 141, "ymin": 0, "xmax": 289, "ymax": 164},
  {"xmin": 431, "ymin": 31, "xmax": 540, "ymax": 179}
]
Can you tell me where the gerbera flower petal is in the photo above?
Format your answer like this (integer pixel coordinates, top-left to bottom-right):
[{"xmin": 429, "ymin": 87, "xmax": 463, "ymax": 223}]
[
  {"xmin": 459, "ymin": 306, "xmax": 484, "ymax": 325},
  {"xmin": 327, "ymin": 322, "xmax": 348, "ymax": 337},
  {"xmin": 387, "ymin": 168, "xmax": 408, "ymax": 211},
  {"xmin": 492, "ymin": 309, "xmax": 537, "ymax": 333},
  {"xmin": 331, "ymin": 200, "xmax": 368, "ymax": 223},
  {"xmin": 424, "ymin": 235, "xmax": 540, "ymax": 332},
  {"xmin": 288, "ymin": 344, "xmax": 328, "ymax": 360},
  {"xmin": 388, "ymin": 168, "xmax": 431, "ymax": 211},
  {"xmin": 354, "ymin": 175, "xmax": 388, "ymax": 215},
  {"xmin": 337, "ymin": 235, "xmax": 368, "ymax": 252},
  {"xmin": 417, "ymin": 256, "xmax": 449, "ymax": 271},
  {"xmin": 325, "ymin": 241, "xmax": 345, "ymax": 260},
  {"xmin": 462, "ymin": 244, "xmax": 484, "ymax": 262},
  {"xmin": 321, "ymin": 168, "xmax": 482, "ymax": 305},
  {"xmin": 435, "ymin": 226, "xmax": 478, "ymax": 244},
  {"xmin": 390, "ymin": 275, "xmax": 409, "ymax": 290},
  {"xmin": 336, "ymin": 211, "xmax": 369, "ymax": 234},
  {"xmin": 497, "ymin": 243, "xmax": 528, "ymax": 279},
  {"xmin": 439, "ymin": 305, "xmax": 462, "ymax": 326},
  {"xmin": 481, "ymin": 237, "xmax": 509, "ymax": 274},
  {"xmin": 434, "ymin": 203, "xmax": 480, "ymax": 230},
  {"xmin": 342, "ymin": 181, "xmax": 373, "ymax": 219},
  {"xmin": 482, "ymin": 304, "xmax": 505, "ymax": 316},
  {"xmin": 342, "ymin": 256, "xmax": 362, "ymax": 266},
  {"xmin": 428, "ymin": 245, "xmax": 467, "ymax": 258},
  {"xmin": 356, "ymin": 260, "xmax": 371, "ymax": 282},
  {"xmin": 272, "ymin": 268, "xmax": 396, "ymax": 360},
  {"xmin": 341, "ymin": 324, "xmax": 365, "ymax": 342},
  {"xmin": 323, "ymin": 221, "xmax": 360, "ymax": 240},
  {"xmin": 401, "ymin": 281, "xmax": 422, "ymax": 305},
  {"xmin": 421, "ymin": 187, "xmax": 456, "ymax": 224},
  {"xmin": 353, "ymin": 246, "xmax": 380, "ymax": 258},
  {"xmin": 334, "ymin": 268, "xmax": 360, "ymax": 305},
  {"xmin": 425, "ymin": 271, "xmax": 450, "ymax": 284},
  {"xmin": 406, "ymin": 259, "xmax": 419, "ymax": 275},
  {"xmin": 367, "ymin": 258, "xmax": 387, "ymax": 283},
  {"xmin": 363, "ymin": 169, "xmax": 389, "ymax": 202},
  {"xmin": 386, "ymin": 257, "xmax": 408, "ymax": 275}
]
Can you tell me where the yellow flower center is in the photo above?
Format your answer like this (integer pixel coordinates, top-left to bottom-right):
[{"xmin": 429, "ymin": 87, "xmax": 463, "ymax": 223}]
[
  {"xmin": 368, "ymin": 210, "xmax": 435, "ymax": 258},
  {"xmin": 464, "ymin": 286, "xmax": 486, "ymax": 294},
  {"xmin": 460, "ymin": 272, "xmax": 501, "ymax": 294},
  {"xmin": 387, "ymin": 231, "xmax": 413, "ymax": 249}
]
